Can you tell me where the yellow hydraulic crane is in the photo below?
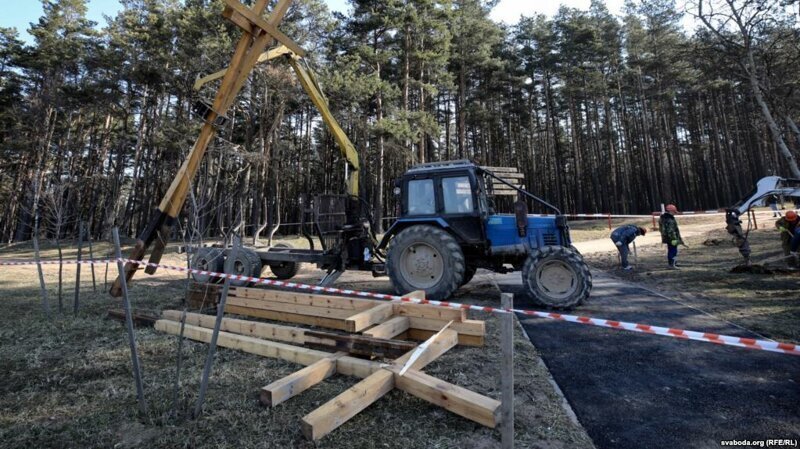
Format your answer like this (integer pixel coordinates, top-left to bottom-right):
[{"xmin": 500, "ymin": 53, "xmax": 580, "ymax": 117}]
[{"xmin": 110, "ymin": 0, "xmax": 360, "ymax": 295}]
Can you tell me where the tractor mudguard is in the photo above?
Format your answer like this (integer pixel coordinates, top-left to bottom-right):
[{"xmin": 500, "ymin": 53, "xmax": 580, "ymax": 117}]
[{"xmin": 377, "ymin": 217, "xmax": 451, "ymax": 251}]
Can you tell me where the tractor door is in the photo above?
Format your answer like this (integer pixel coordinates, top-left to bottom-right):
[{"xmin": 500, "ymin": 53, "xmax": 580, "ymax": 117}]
[{"xmin": 437, "ymin": 173, "xmax": 486, "ymax": 245}]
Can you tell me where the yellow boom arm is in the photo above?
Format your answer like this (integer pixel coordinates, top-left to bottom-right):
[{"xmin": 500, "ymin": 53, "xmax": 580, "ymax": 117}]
[{"xmin": 194, "ymin": 45, "xmax": 360, "ymax": 196}]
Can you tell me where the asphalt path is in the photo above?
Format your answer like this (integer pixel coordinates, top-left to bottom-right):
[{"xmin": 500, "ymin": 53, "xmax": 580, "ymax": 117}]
[{"xmin": 495, "ymin": 271, "xmax": 800, "ymax": 449}]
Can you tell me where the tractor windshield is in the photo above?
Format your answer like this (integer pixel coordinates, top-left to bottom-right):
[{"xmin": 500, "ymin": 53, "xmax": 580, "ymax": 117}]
[
  {"xmin": 442, "ymin": 176, "xmax": 474, "ymax": 214},
  {"xmin": 407, "ymin": 179, "xmax": 435, "ymax": 215}
]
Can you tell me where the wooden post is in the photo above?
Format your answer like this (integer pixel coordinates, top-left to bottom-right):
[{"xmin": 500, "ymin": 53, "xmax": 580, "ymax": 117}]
[
  {"xmin": 87, "ymin": 225, "xmax": 97, "ymax": 292},
  {"xmin": 112, "ymin": 227, "xmax": 148, "ymax": 416},
  {"xmin": 32, "ymin": 222, "xmax": 51, "ymax": 318},
  {"xmin": 193, "ymin": 236, "xmax": 241, "ymax": 418},
  {"xmin": 73, "ymin": 221, "xmax": 84, "ymax": 315},
  {"xmin": 500, "ymin": 293, "xmax": 514, "ymax": 449}
]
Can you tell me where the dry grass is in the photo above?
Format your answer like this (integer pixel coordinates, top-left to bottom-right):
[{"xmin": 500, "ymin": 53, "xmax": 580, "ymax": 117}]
[{"xmin": 0, "ymin": 243, "xmax": 594, "ymax": 449}]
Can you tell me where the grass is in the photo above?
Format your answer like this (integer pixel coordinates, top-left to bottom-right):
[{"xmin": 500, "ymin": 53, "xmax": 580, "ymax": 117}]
[{"xmin": 0, "ymin": 245, "xmax": 594, "ymax": 449}]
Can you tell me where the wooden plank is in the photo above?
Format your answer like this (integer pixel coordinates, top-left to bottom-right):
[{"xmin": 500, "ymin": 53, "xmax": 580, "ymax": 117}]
[
  {"xmin": 394, "ymin": 303, "xmax": 466, "ymax": 322},
  {"xmin": 403, "ymin": 290, "xmax": 426, "ymax": 300},
  {"xmin": 394, "ymin": 329, "xmax": 458, "ymax": 369},
  {"xmin": 407, "ymin": 328, "xmax": 484, "ymax": 347},
  {"xmin": 230, "ymin": 286, "xmax": 375, "ymax": 310},
  {"xmin": 392, "ymin": 368, "xmax": 501, "ymax": 428},
  {"xmin": 226, "ymin": 296, "xmax": 356, "ymax": 319},
  {"xmin": 481, "ymin": 166, "xmax": 519, "ymax": 173},
  {"xmin": 223, "ymin": 0, "xmax": 306, "ymax": 56},
  {"xmin": 408, "ymin": 317, "xmax": 485, "ymax": 336},
  {"xmin": 488, "ymin": 191, "xmax": 520, "ymax": 196},
  {"xmin": 261, "ymin": 352, "xmax": 345, "ymax": 406},
  {"xmin": 224, "ymin": 304, "xmax": 350, "ymax": 331},
  {"xmin": 362, "ymin": 316, "xmax": 410, "ymax": 339},
  {"xmin": 154, "ymin": 320, "xmax": 380, "ymax": 378},
  {"xmin": 396, "ymin": 321, "xmax": 453, "ymax": 376},
  {"xmin": 304, "ymin": 330, "xmax": 416, "ymax": 359},
  {"xmin": 344, "ymin": 303, "xmax": 394, "ymax": 332},
  {"xmin": 492, "ymin": 172, "xmax": 525, "ymax": 179},
  {"xmin": 301, "ymin": 370, "xmax": 395, "ymax": 441},
  {"xmin": 162, "ymin": 310, "xmax": 305, "ymax": 344},
  {"xmin": 108, "ymin": 309, "xmax": 158, "ymax": 327},
  {"xmin": 500, "ymin": 293, "xmax": 514, "ymax": 448}
]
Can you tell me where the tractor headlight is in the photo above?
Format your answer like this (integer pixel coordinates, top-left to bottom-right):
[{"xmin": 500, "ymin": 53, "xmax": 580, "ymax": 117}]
[{"xmin": 393, "ymin": 187, "xmax": 401, "ymax": 196}]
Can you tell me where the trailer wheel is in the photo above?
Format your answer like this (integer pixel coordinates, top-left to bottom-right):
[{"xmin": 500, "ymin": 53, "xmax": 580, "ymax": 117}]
[
  {"xmin": 191, "ymin": 248, "xmax": 225, "ymax": 284},
  {"xmin": 460, "ymin": 266, "xmax": 477, "ymax": 287},
  {"xmin": 224, "ymin": 247, "xmax": 263, "ymax": 287},
  {"xmin": 522, "ymin": 246, "xmax": 591, "ymax": 309},
  {"xmin": 387, "ymin": 225, "xmax": 465, "ymax": 301},
  {"xmin": 268, "ymin": 243, "xmax": 302, "ymax": 280}
]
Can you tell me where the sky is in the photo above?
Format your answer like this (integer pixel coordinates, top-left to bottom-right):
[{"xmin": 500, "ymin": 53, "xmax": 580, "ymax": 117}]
[{"xmin": 0, "ymin": 0, "xmax": 695, "ymax": 44}]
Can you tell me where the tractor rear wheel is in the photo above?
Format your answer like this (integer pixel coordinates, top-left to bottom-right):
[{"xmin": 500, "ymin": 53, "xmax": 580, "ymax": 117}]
[
  {"xmin": 522, "ymin": 246, "xmax": 591, "ymax": 309},
  {"xmin": 460, "ymin": 266, "xmax": 477, "ymax": 287},
  {"xmin": 387, "ymin": 225, "xmax": 465, "ymax": 301},
  {"xmin": 190, "ymin": 247, "xmax": 225, "ymax": 284},
  {"xmin": 268, "ymin": 243, "xmax": 302, "ymax": 280},
  {"xmin": 224, "ymin": 247, "xmax": 263, "ymax": 287}
]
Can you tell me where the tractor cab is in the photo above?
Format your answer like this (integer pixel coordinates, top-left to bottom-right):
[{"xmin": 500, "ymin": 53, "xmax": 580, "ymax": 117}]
[{"xmin": 379, "ymin": 160, "xmax": 591, "ymax": 308}]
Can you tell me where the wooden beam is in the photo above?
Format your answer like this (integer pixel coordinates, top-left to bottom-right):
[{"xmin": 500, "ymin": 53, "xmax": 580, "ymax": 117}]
[
  {"xmin": 304, "ymin": 330, "xmax": 416, "ymax": 359},
  {"xmin": 391, "ymin": 368, "xmax": 501, "ymax": 428},
  {"xmin": 403, "ymin": 290, "xmax": 426, "ymax": 300},
  {"xmin": 344, "ymin": 303, "xmax": 394, "ymax": 332},
  {"xmin": 408, "ymin": 317, "xmax": 485, "ymax": 336},
  {"xmin": 394, "ymin": 329, "xmax": 457, "ymax": 369},
  {"xmin": 154, "ymin": 320, "xmax": 380, "ymax": 378},
  {"xmin": 223, "ymin": 0, "xmax": 306, "ymax": 56},
  {"xmin": 408, "ymin": 328, "xmax": 484, "ymax": 347},
  {"xmin": 230, "ymin": 286, "xmax": 376, "ymax": 310},
  {"xmin": 261, "ymin": 352, "xmax": 345, "ymax": 407},
  {"xmin": 226, "ymin": 296, "xmax": 356, "ymax": 319},
  {"xmin": 301, "ymin": 369, "xmax": 395, "ymax": 441},
  {"xmin": 224, "ymin": 304, "xmax": 350, "ymax": 330},
  {"xmin": 162, "ymin": 310, "xmax": 305, "ymax": 344},
  {"xmin": 362, "ymin": 316, "xmax": 409, "ymax": 339},
  {"xmin": 394, "ymin": 303, "xmax": 466, "ymax": 321}
]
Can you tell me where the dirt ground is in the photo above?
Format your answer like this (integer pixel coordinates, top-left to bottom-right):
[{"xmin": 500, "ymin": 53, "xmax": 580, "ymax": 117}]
[
  {"xmin": 0, "ymin": 241, "xmax": 594, "ymax": 449},
  {"xmin": 572, "ymin": 210, "xmax": 800, "ymax": 344}
]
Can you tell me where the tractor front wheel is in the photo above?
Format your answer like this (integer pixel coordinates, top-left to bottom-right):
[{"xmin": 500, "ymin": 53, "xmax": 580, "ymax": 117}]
[
  {"xmin": 522, "ymin": 246, "xmax": 591, "ymax": 309},
  {"xmin": 387, "ymin": 225, "xmax": 465, "ymax": 301}
]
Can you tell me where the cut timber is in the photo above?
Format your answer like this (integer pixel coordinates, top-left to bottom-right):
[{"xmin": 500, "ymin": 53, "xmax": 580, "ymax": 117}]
[
  {"xmin": 186, "ymin": 283, "xmax": 221, "ymax": 310},
  {"xmin": 345, "ymin": 303, "xmax": 394, "ymax": 332},
  {"xmin": 362, "ymin": 316, "xmax": 410, "ymax": 339},
  {"xmin": 301, "ymin": 370, "xmax": 395, "ymax": 441},
  {"xmin": 154, "ymin": 320, "xmax": 380, "ymax": 378},
  {"xmin": 408, "ymin": 328, "xmax": 484, "ymax": 347},
  {"xmin": 409, "ymin": 317, "xmax": 485, "ymax": 337},
  {"xmin": 481, "ymin": 166, "xmax": 519, "ymax": 173},
  {"xmin": 403, "ymin": 290, "xmax": 426, "ymax": 300},
  {"xmin": 394, "ymin": 303, "xmax": 466, "ymax": 321},
  {"xmin": 225, "ymin": 304, "xmax": 350, "ymax": 330},
  {"xmin": 391, "ymin": 368, "xmax": 501, "ymax": 428},
  {"xmin": 304, "ymin": 330, "xmax": 416, "ymax": 359},
  {"xmin": 261, "ymin": 352, "xmax": 345, "ymax": 406},
  {"xmin": 397, "ymin": 321, "xmax": 453, "ymax": 376},
  {"xmin": 107, "ymin": 309, "xmax": 158, "ymax": 327},
  {"xmin": 394, "ymin": 329, "xmax": 458, "ymax": 370},
  {"xmin": 163, "ymin": 310, "xmax": 305, "ymax": 344},
  {"xmin": 226, "ymin": 296, "xmax": 356, "ymax": 319},
  {"xmin": 230, "ymin": 286, "xmax": 375, "ymax": 311},
  {"xmin": 164, "ymin": 310, "xmax": 415, "ymax": 358}
]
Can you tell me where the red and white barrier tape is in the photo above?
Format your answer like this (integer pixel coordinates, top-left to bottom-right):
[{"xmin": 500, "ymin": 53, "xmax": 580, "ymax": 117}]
[
  {"xmin": 0, "ymin": 259, "xmax": 115, "ymax": 266},
  {"xmin": 1, "ymin": 257, "xmax": 797, "ymax": 356}
]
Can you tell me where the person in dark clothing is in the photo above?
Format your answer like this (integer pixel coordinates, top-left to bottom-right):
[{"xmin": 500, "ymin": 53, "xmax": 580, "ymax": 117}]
[
  {"xmin": 659, "ymin": 204, "xmax": 684, "ymax": 269},
  {"xmin": 610, "ymin": 225, "xmax": 647, "ymax": 270},
  {"xmin": 767, "ymin": 194, "xmax": 781, "ymax": 217}
]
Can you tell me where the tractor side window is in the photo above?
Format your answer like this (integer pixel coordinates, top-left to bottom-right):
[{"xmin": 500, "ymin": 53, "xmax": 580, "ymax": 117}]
[
  {"xmin": 442, "ymin": 176, "xmax": 474, "ymax": 214},
  {"xmin": 407, "ymin": 179, "xmax": 435, "ymax": 215}
]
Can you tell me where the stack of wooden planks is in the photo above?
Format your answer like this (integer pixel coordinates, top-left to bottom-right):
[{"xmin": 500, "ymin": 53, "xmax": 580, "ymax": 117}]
[
  {"xmin": 186, "ymin": 283, "xmax": 486, "ymax": 346},
  {"xmin": 159, "ymin": 283, "xmax": 498, "ymax": 441}
]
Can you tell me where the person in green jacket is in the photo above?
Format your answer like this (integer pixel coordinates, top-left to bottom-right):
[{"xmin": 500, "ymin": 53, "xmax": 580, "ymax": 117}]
[{"xmin": 659, "ymin": 204, "xmax": 684, "ymax": 269}]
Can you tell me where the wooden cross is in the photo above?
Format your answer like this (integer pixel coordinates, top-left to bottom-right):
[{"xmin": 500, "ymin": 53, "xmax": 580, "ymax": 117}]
[{"xmin": 111, "ymin": 0, "xmax": 304, "ymax": 296}]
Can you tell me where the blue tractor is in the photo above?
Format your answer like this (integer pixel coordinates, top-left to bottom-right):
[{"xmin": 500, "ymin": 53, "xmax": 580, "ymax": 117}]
[{"xmin": 377, "ymin": 160, "xmax": 592, "ymax": 309}]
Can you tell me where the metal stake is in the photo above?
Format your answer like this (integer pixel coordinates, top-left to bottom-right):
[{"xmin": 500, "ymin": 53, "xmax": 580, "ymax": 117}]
[
  {"xmin": 193, "ymin": 235, "xmax": 241, "ymax": 418},
  {"xmin": 112, "ymin": 227, "xmax": 148, "ymax": 416}
]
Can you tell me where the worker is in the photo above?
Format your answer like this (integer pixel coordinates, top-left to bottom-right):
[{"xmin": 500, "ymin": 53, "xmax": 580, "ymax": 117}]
[
  {"xmin": 775, "ymin": 211, "xmax": 800, "ymax": 266},
  {"xmin": 659, "ymin": 204, "xmax": 684, "ymax": 269},
  {"xmin": 610, "ymin": 225, "xmax": 647, "ymax": 270},
  {"xmin": 767, "ymin": 194, "xmax": 781, "ymax": 217}
]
